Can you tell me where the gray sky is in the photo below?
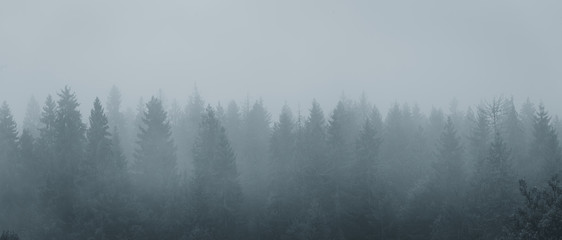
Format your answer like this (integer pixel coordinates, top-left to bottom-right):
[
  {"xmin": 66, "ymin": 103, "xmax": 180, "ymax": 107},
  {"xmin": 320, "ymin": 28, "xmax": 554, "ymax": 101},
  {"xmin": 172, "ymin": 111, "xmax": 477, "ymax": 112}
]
[{"xmin": 1, "ymin": 0, "xmax": 561, "ymax": 122}]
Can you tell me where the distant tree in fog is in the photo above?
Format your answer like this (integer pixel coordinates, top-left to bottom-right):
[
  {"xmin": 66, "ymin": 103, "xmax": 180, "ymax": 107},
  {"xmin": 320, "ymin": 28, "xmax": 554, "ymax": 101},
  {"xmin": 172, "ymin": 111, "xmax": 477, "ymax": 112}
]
[{"xmin": 190, "ymin": 106, "xmax": 242, "ymax": 239}]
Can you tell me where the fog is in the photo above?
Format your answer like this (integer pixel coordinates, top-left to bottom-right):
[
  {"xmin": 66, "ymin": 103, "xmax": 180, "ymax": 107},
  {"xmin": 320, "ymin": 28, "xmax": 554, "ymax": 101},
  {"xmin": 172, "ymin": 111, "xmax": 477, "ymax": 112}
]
[
  {"xmin": 2, "ymin": 1, "xmax": 562, "ymax": 239},
  {"xmin": 2, "ymin": 0, "xmax": 562, "ymax": 121}
]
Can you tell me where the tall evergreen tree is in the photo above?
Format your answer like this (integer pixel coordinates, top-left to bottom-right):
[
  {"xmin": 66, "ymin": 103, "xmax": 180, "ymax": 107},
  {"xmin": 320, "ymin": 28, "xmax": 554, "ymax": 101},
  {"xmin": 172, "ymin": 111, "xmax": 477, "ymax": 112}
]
[
  {"xmin": 347, "ymin": 118, "xmax": 382, "ymax": 239},
  {"xmin": 238, "ymin": 99, "xmax": 271, "ymax": 238},
  {"xmin": 190, "ymin": 106, "xmax": 242, "ymax": 239},
  {"xmin": 470, "ymin": 131, "xmax": 516, "ymax": 239},
  {"xmin": 106, "ymin": 85, "xmax": 131, "ymax": 161},
  {"xmin": 132, "ymin": 96, "xmax": 177, "ymax": 239},
  {"xmin": 288, "ymin": 100, "xmax": 332, "ymax": 239},
  {"xmin": 134, "ymin": 96, "xmax": 176, "ymax": 195},
  {"xmin": 326, "ymin": 99, "xmax": 357, "ymax": 238},
  {"xmin": 41, "ymin": 87, "xmax": 86, "ymax": 237},
  {"xmin": 85, "ymin": 98, "xmax": 111, "ymax": 174},
  {"xmin": 266, "ymin": 105, "xmax": 297, "ymax": 239},
  {"xmin": 0, "ymin": 102, "xmax": 21, "ymax": 231},
  {"xmin": 177, "ymin": 86, "xmax": 205, "ymax": 173},
  {"xmin": 531, "ymin": 104, "xmax": 562, "ymax": 180},
  {"xmin": 429, "ymin": 117, "xmax": 467, "ymax": 240},
  {"xmin": 501, "ymin": 98, "xmax": 526, "ymax": 177}
]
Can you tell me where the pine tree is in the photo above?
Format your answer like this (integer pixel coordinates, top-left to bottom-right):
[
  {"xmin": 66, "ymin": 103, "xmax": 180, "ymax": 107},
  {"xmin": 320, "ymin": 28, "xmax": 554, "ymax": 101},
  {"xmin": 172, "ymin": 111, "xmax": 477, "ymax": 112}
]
[
  {"xmin": 106, "ymin": 85, "xmax": 130, "ymax": 160},
  {"xmin": 531, "ymin": 104, "xmax": 562, "ymax": 180},
  {"xmin": 177, "ymin": 86, "xmax": 205, "ymax": 173},
  {"xmin": 85, "ymin": 98, "xmax": 111, "ymax": 174},
  {"xmin": 47, "ymin": 86, "xmax": 86, "ymax": 235},
  {"xmin": 238, "ymin": 99, "xmax": 271, "ymax": 238},
  {"xmin": 326, "ymin": 99, "xmax": 357, "ymax": 238},
  {"xmin": 429, "ymin": 117, "xmax": 467, "ymax": 240},
  {"xmin": 470, "ymin": 131, "xmax": 516, "ymax": 239},
  {"xmin": 134, "ymin": 96, "xmax": 176, "ymax": 195},
  {"xmin": 190, "ymin": 106, "xmax": 242, "ymax": 239},
  {"xmin": 347, "ymin": 118, "xmax": 382, "ymax": 239},
  {"xmin": 132, "ymin": 96, "xmax": 177, "ymax": 239},
  {"xmin": 0, "ymin": 102, "xmax": 20, "ymax": 231},
  {"xmin": 224, "ymin": 100, "xmax": 242, "ymax": 153},
  {"xmin": 501, "ymin": 97, "xmax": 526, "ymax": 177},
  {"xmin": 266, "ymin": 105, "xmax": 297, "ymax": 239},
  {"xmin": 469, "ymin": 105, "xmax": 491, "ymax": 176},
  {"xmin": 290, "ymin": 100, "xmax": 332, "ymax": 238}
]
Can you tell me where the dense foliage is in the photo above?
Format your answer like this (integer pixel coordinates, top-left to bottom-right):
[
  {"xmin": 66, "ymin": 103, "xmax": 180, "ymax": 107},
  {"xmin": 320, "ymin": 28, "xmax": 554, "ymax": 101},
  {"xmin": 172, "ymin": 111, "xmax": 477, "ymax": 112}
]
[{"xmin": 1, "ymin": 86, "xmax": 562, "ymax": 239}]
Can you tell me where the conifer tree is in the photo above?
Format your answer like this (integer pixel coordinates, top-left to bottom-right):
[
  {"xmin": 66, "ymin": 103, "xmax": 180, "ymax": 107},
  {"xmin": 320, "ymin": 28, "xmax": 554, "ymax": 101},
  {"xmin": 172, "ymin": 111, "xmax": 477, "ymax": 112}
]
[
  {"xmin": 191, "ymin": 106, "xmax": 242, "ymax": 239},
  {"xmin": 347, "ymin": 118, "xmax": 382, "ymax": 239},
  {"xmin": 470, "ymin": 131, "xmax": 516, "ymax": 239},
  {"xmin": 39, "ymin": 87, "xmax": 86, "ymax": 237},
  {"xmin": 0, "ymin": 102, "xmax": 20, "ymax": 231},
  {"xmin": 531, "ymin": 104, "xmax": 562, "ymax": 180},
  {"xmin": 266, "ymin": 105, "xmax": 297, "ymax": 239},
  {"xmin": 134, "ymin": 96, "xmax": 176, "ymax": 195},
  {"xmin": 132, "ymin": 96, "xmax": 177, "ymax": 239}
]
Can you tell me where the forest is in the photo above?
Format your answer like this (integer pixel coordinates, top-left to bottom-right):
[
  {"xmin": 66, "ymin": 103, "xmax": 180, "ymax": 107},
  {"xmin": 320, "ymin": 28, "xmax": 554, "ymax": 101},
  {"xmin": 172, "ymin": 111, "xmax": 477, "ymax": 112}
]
[{"xmin": 1, "ymin": 85, "xmax": 562, "ymax": 240}]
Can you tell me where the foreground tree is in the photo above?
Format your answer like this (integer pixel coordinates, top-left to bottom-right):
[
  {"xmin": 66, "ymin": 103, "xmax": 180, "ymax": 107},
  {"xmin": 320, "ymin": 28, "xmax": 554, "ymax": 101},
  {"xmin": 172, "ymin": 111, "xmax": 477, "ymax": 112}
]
[{"xmin": 503, "ymin": 175, "xmax": 562, "ymax": 240}]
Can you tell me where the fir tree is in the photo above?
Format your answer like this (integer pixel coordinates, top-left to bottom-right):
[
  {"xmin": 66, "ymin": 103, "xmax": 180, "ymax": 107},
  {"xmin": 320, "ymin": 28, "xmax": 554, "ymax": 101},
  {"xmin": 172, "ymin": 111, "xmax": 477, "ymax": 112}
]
[
  {"xmin": 191, "ymin": 106, "xmax": 242, "ymax": 239},
  {"xmin": 49, "ymin": 86, "xmax": 86, "ymax": 234},
  {"xmin": 266, "ymin": 105, "xmax": 297, "ymax": 239},
  {"xmin": 531, "ymin": 104, "xmax": 562, "ymax": 180},
  {"xmin": 0, "ymin": 102, "xmax": 20, "ymax": 231}
]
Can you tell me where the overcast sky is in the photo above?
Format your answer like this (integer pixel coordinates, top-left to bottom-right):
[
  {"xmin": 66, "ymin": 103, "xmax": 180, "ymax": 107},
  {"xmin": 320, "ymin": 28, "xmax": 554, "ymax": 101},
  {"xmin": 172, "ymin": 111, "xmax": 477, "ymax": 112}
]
[{"xmin": 1, "ymin": 0, "xmax": 561, "ymax": 122}]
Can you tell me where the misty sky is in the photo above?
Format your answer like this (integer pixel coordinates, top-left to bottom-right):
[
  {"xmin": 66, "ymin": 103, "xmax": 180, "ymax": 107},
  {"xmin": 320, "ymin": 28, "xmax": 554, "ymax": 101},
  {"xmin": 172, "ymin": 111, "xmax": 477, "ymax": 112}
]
[{"xmin": 1, "ymin": 0, "xmax": 561, "ymax": 121}]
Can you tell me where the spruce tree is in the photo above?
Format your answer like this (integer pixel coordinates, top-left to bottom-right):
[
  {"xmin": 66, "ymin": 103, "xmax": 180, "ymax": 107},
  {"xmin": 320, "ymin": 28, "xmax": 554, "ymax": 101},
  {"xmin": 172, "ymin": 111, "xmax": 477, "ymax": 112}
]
[
  {"xmin": 266, "ymin": 105, "xmax": 297, "ymax": 239},
  {"xmin": 191, "ymin": 106, "xmax": 242, "ymax": 239},
  {"xmin": 470, "ymin": 131, "xmax": 516, "ymax": 239},
  {"xmin": 289, "ymin": 100, "xmax": 331, "ymax": 239},
  {"xmin": 429, "ymin": 117, "xmax": 467, "ymax": 240},
  {"xmin": 134, "ymin": 96, "xmax": 176, "ymax": 196},
  {"xmin": 47, "ymin": 86, "xmax": 86, "ymax": 235},
  {"xmin": 348, "ymin": 118, "xmax": 382, "ymax": 239},
  {"xmin": 0, "ymin": 102, "xmax": 20, "ymax": 231},
  {"xmin": 531, "ymin": 104, "xmax": 562, "ymax": 180}
]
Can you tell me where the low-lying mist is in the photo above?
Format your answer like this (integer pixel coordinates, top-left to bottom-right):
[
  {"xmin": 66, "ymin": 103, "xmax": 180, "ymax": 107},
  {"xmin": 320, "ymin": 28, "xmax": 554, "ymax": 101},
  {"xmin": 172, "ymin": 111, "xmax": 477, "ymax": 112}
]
[{"xmin": 0, "ymin": 86, "xmax": 561, "ymax": 239}]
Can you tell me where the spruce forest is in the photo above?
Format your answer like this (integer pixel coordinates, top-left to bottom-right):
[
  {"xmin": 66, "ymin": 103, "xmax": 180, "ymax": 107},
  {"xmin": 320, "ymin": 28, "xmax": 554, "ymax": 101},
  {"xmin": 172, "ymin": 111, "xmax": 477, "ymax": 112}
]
[{"xmin": 1, "ymin": 86, "xmax": 562, "ymax": 239}]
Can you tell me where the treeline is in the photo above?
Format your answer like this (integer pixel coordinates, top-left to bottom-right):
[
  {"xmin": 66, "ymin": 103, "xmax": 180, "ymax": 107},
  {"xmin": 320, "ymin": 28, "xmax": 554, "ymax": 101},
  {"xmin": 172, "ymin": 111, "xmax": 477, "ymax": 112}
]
[{"xmin": 1, "ymin": 86, "xmax": 562, "ymax": 239}]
